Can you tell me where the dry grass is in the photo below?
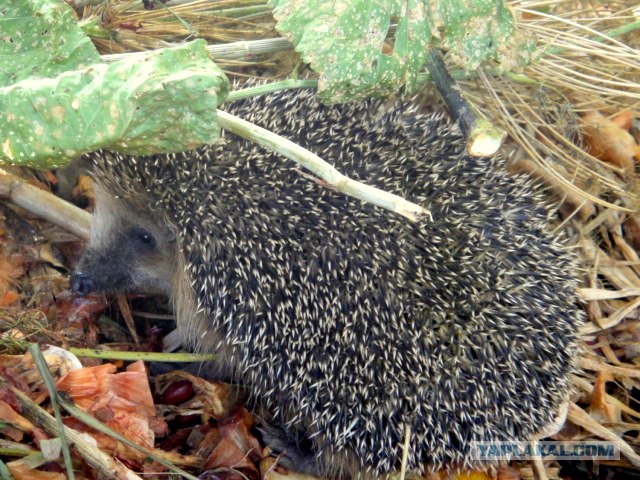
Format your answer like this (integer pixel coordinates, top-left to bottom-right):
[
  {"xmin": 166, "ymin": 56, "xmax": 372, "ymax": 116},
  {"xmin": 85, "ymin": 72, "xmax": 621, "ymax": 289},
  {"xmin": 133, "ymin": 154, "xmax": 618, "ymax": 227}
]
[
  {"xmin": 467, "ymin": 7, "xmax": 640, "ymax": 472},
  {"xmin": 80, "ymin": 0, "xmax": 281, "ymax": 73},
  {"xmin": 465, "ymin": 1, "xmax": 640, "ymax": 212}
]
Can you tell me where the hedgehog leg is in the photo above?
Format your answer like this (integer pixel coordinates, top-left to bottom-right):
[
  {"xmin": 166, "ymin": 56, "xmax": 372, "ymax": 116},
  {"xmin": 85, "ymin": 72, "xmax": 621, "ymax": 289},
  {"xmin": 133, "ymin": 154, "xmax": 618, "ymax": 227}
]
[{"xmin": 258, "ymin": 422, "xmax": 322, "ymax": 476}]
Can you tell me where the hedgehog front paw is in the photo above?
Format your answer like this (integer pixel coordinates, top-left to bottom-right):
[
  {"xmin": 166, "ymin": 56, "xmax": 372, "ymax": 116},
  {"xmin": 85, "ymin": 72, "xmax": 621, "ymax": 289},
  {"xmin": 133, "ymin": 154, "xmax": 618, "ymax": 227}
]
[{"xmin": 258, "ymin": 422, "xmax": 322, "ymax": 476}]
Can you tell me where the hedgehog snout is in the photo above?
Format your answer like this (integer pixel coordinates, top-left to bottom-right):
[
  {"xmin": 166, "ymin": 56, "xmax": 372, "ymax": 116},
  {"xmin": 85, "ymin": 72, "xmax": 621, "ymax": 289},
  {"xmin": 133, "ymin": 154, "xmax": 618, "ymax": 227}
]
[{"xmin": 70, "ymin": 271, "xmax": 96, "ymax": 297}]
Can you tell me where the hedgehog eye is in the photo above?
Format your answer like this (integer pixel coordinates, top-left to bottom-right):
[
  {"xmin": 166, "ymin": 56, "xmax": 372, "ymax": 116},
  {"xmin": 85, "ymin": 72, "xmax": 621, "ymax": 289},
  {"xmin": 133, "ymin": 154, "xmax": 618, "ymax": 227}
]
[{"xmin": 130, "ymin": 227, "xmax": 156, "ymax": 250}]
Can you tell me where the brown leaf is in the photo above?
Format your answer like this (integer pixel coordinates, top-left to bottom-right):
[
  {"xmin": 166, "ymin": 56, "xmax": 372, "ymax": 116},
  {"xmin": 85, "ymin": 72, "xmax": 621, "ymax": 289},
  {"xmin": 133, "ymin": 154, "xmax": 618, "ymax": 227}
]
[
  {"xmin": 57, "ymin": 361, "xmax": 161, "ymax": 449},
  {"xmin": 56, "ymin": 363, "xmax": 117, "ymax": 409},
  {"xmin": 0, "ymin": 255, "xmax": 28, "ymax": 296},
  {"xmin": 53, "ymin": 291, "xmax": 106, "ymax": 346},
  {"xmin": 204, "ymin": 436, "xmax": 258, "ymax": 473},
  {"xmin": 0, "ymin": 400, "xmax": 36, "ymax": 438},
  {"xmin": 218, "ymin": 408, "xmax": 261, "ymax": 462},
  {"xmin": 0, "ymin": 290, "xmax": 21, "ymax": 307},
  {"xmin": 582, "ymin": 110, "xmax": 640, "ymax": 171},
  {"xmin": 201, "ymin": 408, "xmax": 262, "ymax": 476},
  {"xmin": 55, "ymin": 291, "xmax": 108, "ymax": 326},
  {"xmin": 612, "ymin": 110, "xmax": 634, "ymax": 130}
]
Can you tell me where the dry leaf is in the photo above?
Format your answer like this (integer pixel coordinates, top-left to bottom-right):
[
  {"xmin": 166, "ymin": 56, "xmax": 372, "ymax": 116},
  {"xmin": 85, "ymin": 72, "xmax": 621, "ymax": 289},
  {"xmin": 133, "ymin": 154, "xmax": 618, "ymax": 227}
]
[
  {"xmin": 204, "ymin": 436, "xmax": 258, "ymax": 472},
  {"xmin": 0, "ymin": 255, "xmax": 28, "ymax": 295},
  {"xmin": 0, "ymin": 290, "xmax": 21, "ymax": 307},
  {"xmin": 581, "ymin": 110, "xmax": 640, "ymax": 171},
  {"xmin": 57, "ymin": 361, "xmax": 160, "ymax": 449},
  {"xmin": 218, "ymin": 408, "xmax": 261, "ymax": 462},
  {"xmin": 613, "ymin": 110, "xmax": 634, "ymax": 130},
  {"xmin": 202, "ymin": 408, "xmax": 262, "ymax": 475},
  {"xmin": 56, "ymin": 363, "xmax": 117, "ymax": 409},
  {"xmin": 0, "ymin": 399, "xmax": 37, "ymax": 441}
]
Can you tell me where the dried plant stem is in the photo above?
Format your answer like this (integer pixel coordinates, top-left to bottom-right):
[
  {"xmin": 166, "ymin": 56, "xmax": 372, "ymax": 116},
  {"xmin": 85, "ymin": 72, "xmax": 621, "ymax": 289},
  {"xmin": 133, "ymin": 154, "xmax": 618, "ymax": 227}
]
[
  {"xmin": 568, "ymin": 403, "xmax": 640, "ymax": 467},
  {"xmin": 29, "ymin": 345, "xmax": 75, "ymax": 480},
  {"xmin": 69, "ymin": 348, "xmax": 215, "ymax": 362},
  {"xmin": 530, "ymin": 444, "xmax": 550, "ymax": 480},
  {"xmin": 424, "ymin": 49, "xmax": 505, "ymax": 156},
  {"xmin": 578, "ymin": 288, "xmax": 640, "ymax": 301},
  {"xmin": 216, "ymin": 109, "xmax": 430, "ymax": 222},
  {"xmin": 580, "ymin": 356, "xmax": 640, "ymax": 378},
  {"xmin": 580, "ymin": 296, "xmax": 640, "ymax": 334},
  {"xmin": 101, "ymin": 37, "xmax": 292, "ymax": 63},
  {"xmin": 399, "ymin": 425, "xmax": 411, "ymax": 480},
  {"xmin": 0, "ymin": 169, "xmax": 91, "ymax": 239},
  {"xmin": 518, "ymin": 8, "xmax": 636, "ymax": 51},
  {"xmin": 73, "ymin": 0, "xmax": 105, "ymax": 6}
]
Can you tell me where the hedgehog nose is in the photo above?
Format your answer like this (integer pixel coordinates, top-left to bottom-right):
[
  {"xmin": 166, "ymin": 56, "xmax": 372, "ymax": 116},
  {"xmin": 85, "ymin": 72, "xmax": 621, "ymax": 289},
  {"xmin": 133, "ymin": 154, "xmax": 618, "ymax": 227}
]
[{"xmin": 70, "ymin": 271, "xmax": 96, "ymax": 297}]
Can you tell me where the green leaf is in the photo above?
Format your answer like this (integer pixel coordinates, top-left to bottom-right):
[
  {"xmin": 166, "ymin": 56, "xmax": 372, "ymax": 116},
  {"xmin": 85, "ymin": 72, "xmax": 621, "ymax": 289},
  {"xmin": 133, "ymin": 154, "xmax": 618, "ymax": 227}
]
[
  {"xmin": 271, "ymin": 0, "xmax": 534, "ymax": 102},
  {"xmin": 433, "ymin": 0, "xmax": 533, "ymax": 72},
  {"xmin": 0, "ymin": 0, "xmax": 229, "ymax": 168},
  {"xmin": 0, "ymin": 0, "xmax": 101, "ymax": 87},
  {"xmin": 0, "ymin": 40, "xmax": 230, "ymax": 168}
]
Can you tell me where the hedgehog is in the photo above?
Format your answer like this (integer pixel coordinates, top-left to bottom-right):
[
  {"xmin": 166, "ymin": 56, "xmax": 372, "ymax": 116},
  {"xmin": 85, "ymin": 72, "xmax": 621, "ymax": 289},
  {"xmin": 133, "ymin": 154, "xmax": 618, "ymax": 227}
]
[{"xmin": 71, "ymin": 88, "xmax": 583, "ymax": 478}]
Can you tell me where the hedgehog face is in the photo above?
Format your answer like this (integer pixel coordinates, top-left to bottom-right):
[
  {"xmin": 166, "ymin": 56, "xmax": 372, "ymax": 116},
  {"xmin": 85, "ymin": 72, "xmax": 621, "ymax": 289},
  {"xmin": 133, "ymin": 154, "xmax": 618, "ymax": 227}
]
[{"xmin": 71, "ymin": 183, "xmax": 176, "ymax": 297}]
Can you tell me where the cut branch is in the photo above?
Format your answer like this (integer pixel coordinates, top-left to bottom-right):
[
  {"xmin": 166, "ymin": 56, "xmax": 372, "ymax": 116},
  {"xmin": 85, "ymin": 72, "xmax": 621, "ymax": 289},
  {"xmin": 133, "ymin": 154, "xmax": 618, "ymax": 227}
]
[
  {"xmin": 425, "ymin": 49, "xmax": 505, "ymax": 157},
  {"xmin": 0, "ymin": 169, "xmax": 91, "ymax": 239},
  {"xmin": 216, "ymin": 110, "xmax": 430, "ymax": 222}
]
